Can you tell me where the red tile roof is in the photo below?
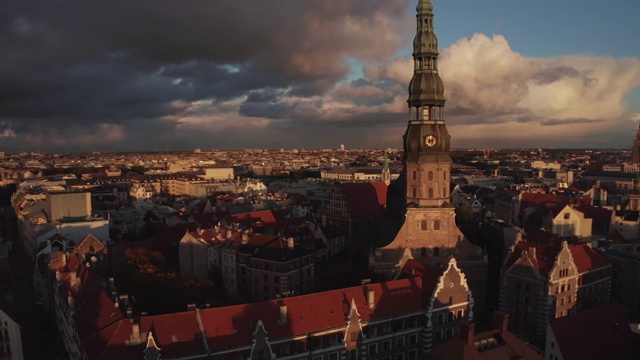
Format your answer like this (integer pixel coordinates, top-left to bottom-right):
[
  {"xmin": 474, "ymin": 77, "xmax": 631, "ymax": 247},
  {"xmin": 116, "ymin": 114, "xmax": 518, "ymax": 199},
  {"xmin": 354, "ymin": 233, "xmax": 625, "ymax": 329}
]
[
  {"xmin": 400, "ymin": 259, "xmax": 445, "ymax": 300},
  {"xmin": 224, "ymin": 210, "xmax": 278, "ymax": 227},
  {"xmin": 549, "ymin": 303, "xmax": 640, "ymax": 360},
  {"xmin": 198, "ymin": 276, "xmax": 424, "ymax": 352},
  {"xmin": 339, "ymin": 181, "xmax": 387, "ymax": 218},
  {"xmin": 505, "ymin": 232, "xmax": 609, "ymax": 277},
  {"xmin": 569, "ymin": 243, "xmax": 610, "ymax": 273}
]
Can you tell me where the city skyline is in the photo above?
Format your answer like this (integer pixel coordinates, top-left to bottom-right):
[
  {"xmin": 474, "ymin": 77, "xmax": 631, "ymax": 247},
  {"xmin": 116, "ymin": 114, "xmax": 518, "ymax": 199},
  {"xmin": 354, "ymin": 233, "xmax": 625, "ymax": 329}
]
[{"xmin": 1, "ymin": 0, "xmax": 640, "ymax": 153}]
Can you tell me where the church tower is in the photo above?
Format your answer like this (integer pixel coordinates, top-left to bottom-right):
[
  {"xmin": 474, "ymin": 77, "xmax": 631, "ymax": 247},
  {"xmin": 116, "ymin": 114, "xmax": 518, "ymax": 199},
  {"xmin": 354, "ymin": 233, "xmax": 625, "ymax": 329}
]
[
  {"xmin": 370, "ymin": 0, "xmax": 487, "ymax": 313},
  {"xmin": 404, "ymin": 0, "xmax": 451, "ymax": 208}
]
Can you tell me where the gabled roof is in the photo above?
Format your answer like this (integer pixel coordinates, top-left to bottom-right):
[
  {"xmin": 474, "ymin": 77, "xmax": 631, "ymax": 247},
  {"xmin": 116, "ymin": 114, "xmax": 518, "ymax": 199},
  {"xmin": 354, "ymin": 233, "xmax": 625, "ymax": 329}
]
[
  {"xmin": 400, "ymin": 259, "xmax": 445, "ymax": 300},
  {"xmin": 197, "ymin": 276, "xmax": 424, "ymax": 353},
  {"xmin": 505, "ymin": 231, "xmax": 609, "ymax": 277},
  {"xmin": 549, "ymin": 303, "xmax": 640, "ymax": 360},
  {"xmin": 569, "ymin": 243, "xmax": 610, "ymax": 273},
  {"xmin": 339, "ymin": 181, "xmax": 387, "ymax": 218},
  {"xmin": 224, "ymin": 210, "xmax": 278, "ymax": 227}
]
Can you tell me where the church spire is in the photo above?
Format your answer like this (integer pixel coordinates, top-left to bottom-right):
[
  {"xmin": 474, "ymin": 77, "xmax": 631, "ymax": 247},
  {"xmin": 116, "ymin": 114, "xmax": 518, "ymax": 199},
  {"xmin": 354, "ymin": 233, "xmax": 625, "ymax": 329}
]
[{"xmin": 403, "ymin": 0, "xmax": 452, "ymax": 207}]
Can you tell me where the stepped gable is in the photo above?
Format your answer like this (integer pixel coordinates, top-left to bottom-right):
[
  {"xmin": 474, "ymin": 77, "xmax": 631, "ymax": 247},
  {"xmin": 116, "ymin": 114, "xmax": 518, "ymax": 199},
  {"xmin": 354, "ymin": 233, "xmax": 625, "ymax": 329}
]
[
  {"xmin": 549, "ymin": 303, "xmax": 640, "ymax": 360},
  {"xmin": 505, "ymin": 230, "xmax": 608, "ymax": 277},
  {"xmin": 504, "ymin": 230, "xmax": 561, "ymax": 277},
  {"xmin": 339, "ymin": 181, "xmax": 388, "ymax": 218}
]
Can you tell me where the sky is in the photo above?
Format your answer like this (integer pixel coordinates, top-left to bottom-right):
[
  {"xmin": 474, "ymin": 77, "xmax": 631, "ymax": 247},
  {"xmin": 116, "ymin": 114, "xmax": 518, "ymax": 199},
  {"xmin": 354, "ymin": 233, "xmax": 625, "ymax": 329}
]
[{"xmin": 1, "ymin": 0, "xmax": 640, "ymax": 153}]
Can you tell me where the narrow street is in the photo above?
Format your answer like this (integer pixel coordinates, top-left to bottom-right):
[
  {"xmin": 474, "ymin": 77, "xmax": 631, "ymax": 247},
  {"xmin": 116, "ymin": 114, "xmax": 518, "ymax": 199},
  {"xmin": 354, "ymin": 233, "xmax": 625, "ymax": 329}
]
[{"xmin": 1, "ymin": 208, "xmax": 68, "ymax": 360}]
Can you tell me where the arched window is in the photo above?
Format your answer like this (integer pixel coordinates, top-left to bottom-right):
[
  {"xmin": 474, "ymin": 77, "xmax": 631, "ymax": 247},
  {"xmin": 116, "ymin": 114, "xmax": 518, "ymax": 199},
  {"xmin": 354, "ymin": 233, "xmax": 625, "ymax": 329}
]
[
  {"xmin": 434, "ymin": 247, "xmax": 440, "ymax": 257},
  {"xmin": 421, "ymin": 220, "xmax": 427, "ymax": 230},
  {"xmin": 428, "ymin": 188, "xmax": 434, "ymax": 198},
  {"xmin": 434, "ymin": 220, "xmax": 440, "ymax": 230},
  {"xmin": 412, "ymin": 170, "xmax": 417, "ymax": 181},
  {"xmin": 421, "ymin": 247, "xmax": 427, "ymax": 257},
  {"xmin": 412, "ymin": 187, "xmax": 417, "ymax": 198},
  {"xmin": 428, "ymin": 171, "xmax": 434, "ymax": 181},
  {"xmin": 444, "ymin": 171, "xmax": 447, "ymax": 180}
]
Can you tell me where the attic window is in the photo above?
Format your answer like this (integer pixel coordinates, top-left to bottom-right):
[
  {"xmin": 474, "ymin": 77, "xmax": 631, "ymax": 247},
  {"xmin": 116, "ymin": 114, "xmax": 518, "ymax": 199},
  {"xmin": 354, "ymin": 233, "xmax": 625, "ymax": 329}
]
[{"xmin": 564, "ymin": 213, "xmax": 570, "ymax": 220}]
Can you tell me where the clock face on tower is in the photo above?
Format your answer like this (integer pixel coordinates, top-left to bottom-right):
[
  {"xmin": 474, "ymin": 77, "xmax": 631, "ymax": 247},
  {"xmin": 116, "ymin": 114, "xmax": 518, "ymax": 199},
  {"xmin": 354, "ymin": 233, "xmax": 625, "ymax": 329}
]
[{"xmin": 425, "ymin": 135, "xmax": 437, "ymax": 147}]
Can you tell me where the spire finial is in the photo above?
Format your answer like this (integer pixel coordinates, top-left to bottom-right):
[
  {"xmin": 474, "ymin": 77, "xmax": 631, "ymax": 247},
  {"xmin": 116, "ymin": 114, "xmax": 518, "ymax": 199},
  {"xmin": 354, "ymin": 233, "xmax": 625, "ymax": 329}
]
[{"xmin": 417, "ymin": 0, "xmax": 434, "ymax": 13}]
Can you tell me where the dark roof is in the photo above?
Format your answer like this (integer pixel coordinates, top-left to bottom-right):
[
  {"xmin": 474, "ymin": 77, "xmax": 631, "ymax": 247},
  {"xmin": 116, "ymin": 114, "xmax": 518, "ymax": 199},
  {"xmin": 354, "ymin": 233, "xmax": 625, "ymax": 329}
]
[
  {"xmin": 550, "ymin": 303, "xmax": 640, "ymax": 360},
  {"xmin": 340, "ymin": 181, "xmax": 387, "ymax": 218}
]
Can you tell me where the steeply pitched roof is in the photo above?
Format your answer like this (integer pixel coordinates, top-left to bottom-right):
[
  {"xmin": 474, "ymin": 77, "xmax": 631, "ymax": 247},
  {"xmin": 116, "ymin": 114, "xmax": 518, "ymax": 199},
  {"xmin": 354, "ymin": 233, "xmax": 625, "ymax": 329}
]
[
  {"xmin": 198, "ymin": 276, "xmax": 424, "ymax": 353},
  {"xmin": 569, "ymin": 243, "xmax": 610, "ymax": 273},
  {"xmin": 549, "ymin": 303, "xmax": 640, "ymax": 360},
  {"xmin": 339, "ymin": 181, "xmax": 387, "ymax": 218}
]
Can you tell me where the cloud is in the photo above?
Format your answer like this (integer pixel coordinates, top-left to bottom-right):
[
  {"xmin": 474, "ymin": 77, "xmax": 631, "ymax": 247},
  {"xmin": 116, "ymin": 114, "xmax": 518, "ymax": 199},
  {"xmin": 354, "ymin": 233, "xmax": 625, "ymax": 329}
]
[{"xmin": 1, "ymin": 1, "xmax": 639, "ymax": 151}]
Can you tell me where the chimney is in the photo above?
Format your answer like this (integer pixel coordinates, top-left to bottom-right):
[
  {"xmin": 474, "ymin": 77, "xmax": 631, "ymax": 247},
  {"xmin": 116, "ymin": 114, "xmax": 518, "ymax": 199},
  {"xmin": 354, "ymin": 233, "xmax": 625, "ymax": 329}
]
[
  {"xmin": 287, "ymin": 237, "xmax": 295, "ymax": 250},
  {"xmin": 458, "ymin": 320, "xmax": 475, "ymax": 346},
  {"xmin": 278, "ymin": 304, "xmax": 288, "ymax": 325},
  {"xmin": 367, "ymin": 289, "xmax": 375, "ymax": 309},
  {"xmin": 492, "ymin": 311, "xmax": 509, "ymax": 334},
  {"xmin": 241, "ymin": 232, "xmax": 249, "ymax": 244},
  {"xmin": 130, "ymin": 321, "xmax": 141, "ymax": 344},
  {"xmin": 226, "ymin": 229, "xmax": 232, "ymax": 240},
  {"xmin": 529, "ymin": 245, "xmax": 537, "ymax": 260}
]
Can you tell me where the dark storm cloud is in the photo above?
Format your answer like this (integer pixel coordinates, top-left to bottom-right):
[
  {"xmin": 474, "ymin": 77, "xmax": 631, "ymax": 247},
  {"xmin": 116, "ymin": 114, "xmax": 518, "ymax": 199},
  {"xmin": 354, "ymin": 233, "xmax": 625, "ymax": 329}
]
[
  {"xmin": 0, "ymin": 0, "xmax": 411, "ymax": 151},
  {"xmin": 541, "ymin": 118, "xmax": 606, "ymax": 126}
]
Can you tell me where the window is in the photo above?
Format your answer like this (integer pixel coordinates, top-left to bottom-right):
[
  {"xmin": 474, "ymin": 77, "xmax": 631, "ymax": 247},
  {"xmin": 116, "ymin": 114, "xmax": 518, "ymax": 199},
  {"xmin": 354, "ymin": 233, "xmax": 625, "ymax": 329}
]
[
  {"xmin": 409, "ymin": 350, "xmax": 418, "ymax": 359},
  {"xmin": 395, "ymin": 353, "xmax": 405, "ymax": 360},
  {"xmin": 434, "ymin": 247, "xmax": 440, "ymax": 257},
  {"xmin": 421, "ymin": 247, "xmax": 427, "ymax": 257},
  {"xmin": 412, "ymin": 171, "xmax": 417, "ymax": 181},
  {"xmin": 448, "ymin": 312, "xmax": 454, "ymax": 322},
  {"xmin": 428, "ymin": 171, "xmax": 434, "ymax": 181},
  {"xmin": 457, "ymin": 309, "xmax": 464, "ymax": 319},
  {"xmin": 396, "ymin": 337, "xmax": 404, "ymax": 347},
  {"xmin": 428, "ymin": 188, "xmax": 434, "ymax": 198},
  {"xmin": 411, "ymin": 187, "xmax": 417, "ymax": 198},
  {"xmin": 409, "ymin": 334, "xmax": 418, "ymax": 344},
  {"xmin": 328, "ymin": 353, "xmax": 338, "ymax": 360},
  {"xmin": 382, "ymin": 340, "xmax": 391, "ymax": 351},
  {"xmin": 421, "ymin": 220, "xmax": 427, "ymax": 231},
  {"xmin": 368, "ymin": 326, "xmax": 378, "ymax": 337},
  {"xmin": 437, "ymin": 313, "xmax": 444, "ymax": 324},
  {"xmin": 368, "ymin": 343, "xmax": 378, "ymax": 355},
  {"xmin": 435, "ymin": 330, "xmax": 443, "ymax": 340},
  {"xmin": 564, "ymin": 213, "xmax": 570, "ymax": 220},
  {"xmin": 434, "ymin": 220, "xmax": 440, "ymax": 230}
]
